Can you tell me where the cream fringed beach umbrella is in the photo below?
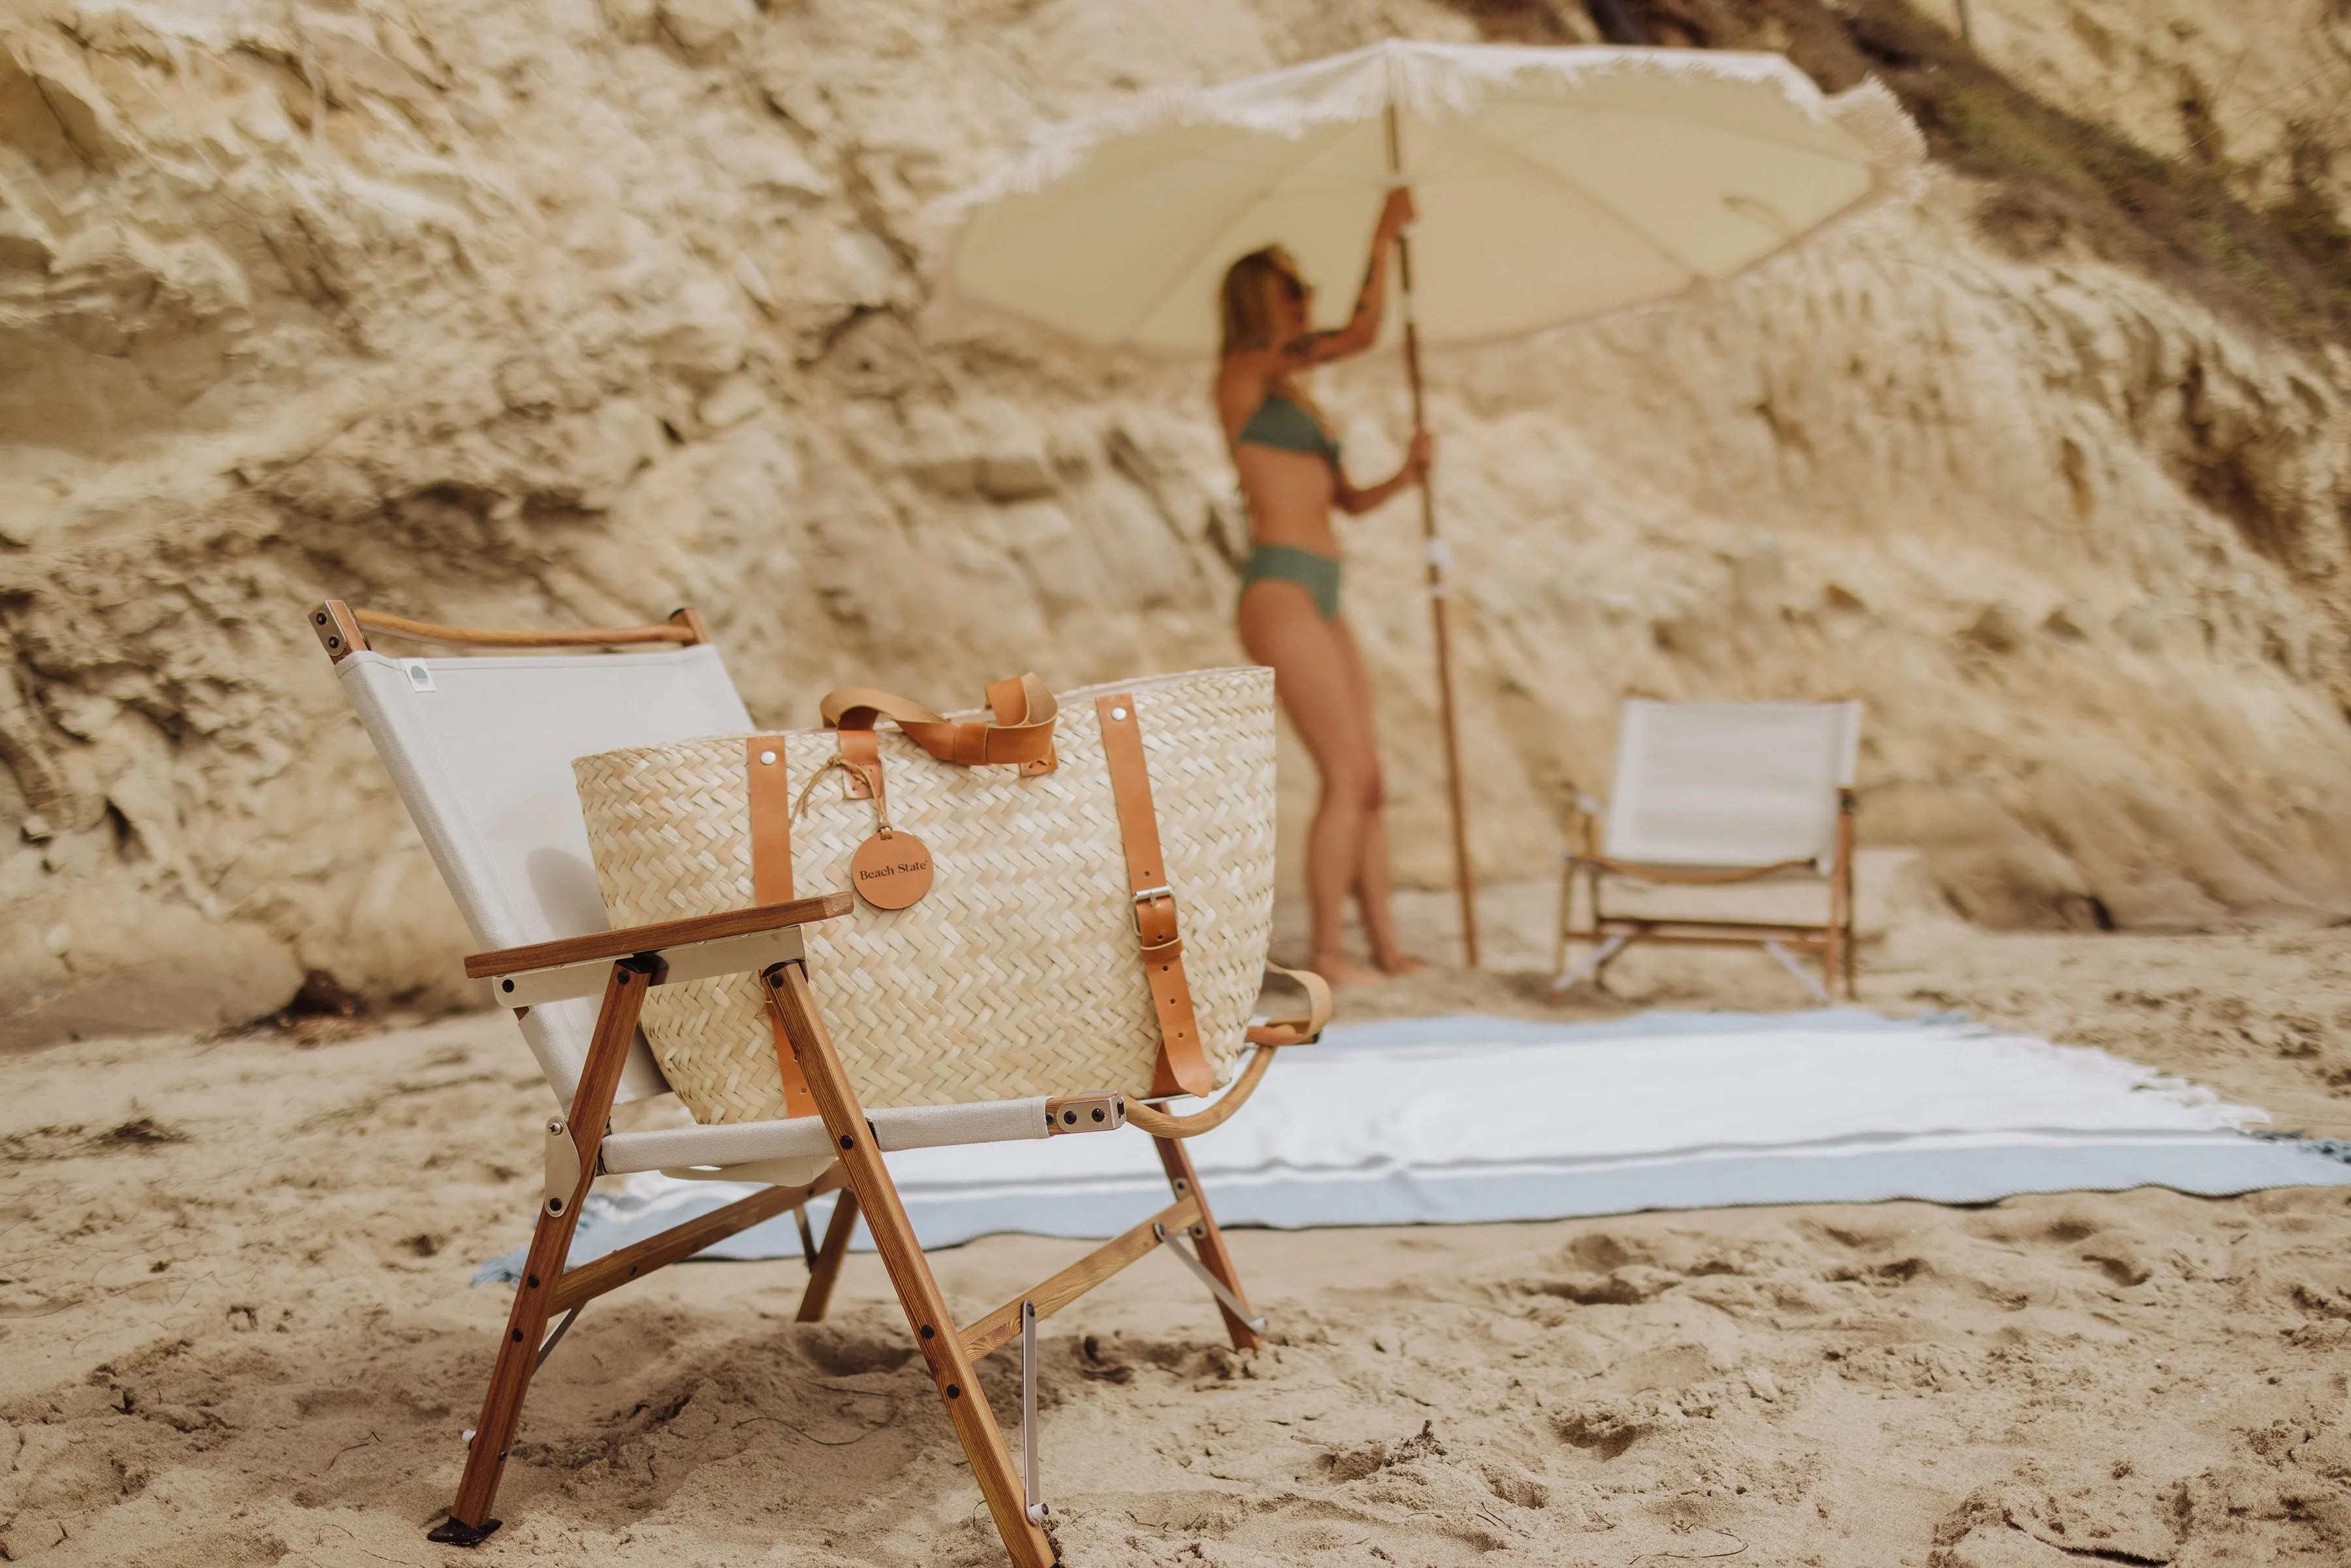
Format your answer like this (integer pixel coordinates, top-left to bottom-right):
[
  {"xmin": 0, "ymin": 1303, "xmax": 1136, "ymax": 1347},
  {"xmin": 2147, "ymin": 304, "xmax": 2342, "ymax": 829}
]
[{"xmin": 943, "ymin": 40, "xmax": 1921, "ymax": 965}]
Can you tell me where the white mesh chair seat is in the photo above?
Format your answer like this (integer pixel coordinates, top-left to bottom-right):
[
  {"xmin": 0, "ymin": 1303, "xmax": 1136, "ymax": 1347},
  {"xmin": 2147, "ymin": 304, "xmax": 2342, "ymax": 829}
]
[{"xmin": 1599, "ymin": 699, "xmax": 1861, "ymax": 869}]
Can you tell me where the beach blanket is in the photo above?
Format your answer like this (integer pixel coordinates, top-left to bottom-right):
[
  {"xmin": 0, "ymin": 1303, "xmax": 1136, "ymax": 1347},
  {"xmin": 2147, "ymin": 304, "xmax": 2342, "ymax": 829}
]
[{"xmin": 479, "ymin": 1009, "xmax": 2351, "ymax": 1283}]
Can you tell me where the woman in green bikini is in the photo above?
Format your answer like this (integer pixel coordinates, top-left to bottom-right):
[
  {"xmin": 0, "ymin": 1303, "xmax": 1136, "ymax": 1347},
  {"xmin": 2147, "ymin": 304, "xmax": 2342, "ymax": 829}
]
[{"xmin": 1217, "ymin": 188, "xmax": 1430, "ymax": 987}]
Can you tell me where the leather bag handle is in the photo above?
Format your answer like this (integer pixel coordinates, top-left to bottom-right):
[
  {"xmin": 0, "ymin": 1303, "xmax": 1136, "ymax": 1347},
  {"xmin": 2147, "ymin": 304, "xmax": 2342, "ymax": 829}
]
[
  {"xmin": 819, "ymin": 674, "xmax": 1059, "ymax": 775},
  {"xmin": 1244, "ymin": 962, "xmax": 1333, "ymax": 1048}
]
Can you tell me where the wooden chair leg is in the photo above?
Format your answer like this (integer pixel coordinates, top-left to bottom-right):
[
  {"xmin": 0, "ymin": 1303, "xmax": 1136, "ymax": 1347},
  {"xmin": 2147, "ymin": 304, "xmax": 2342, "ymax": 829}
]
[
  {"xmin": 1153, "ymin": 1136, "xmax": 1262, "ymax": 1352},
  {"xmin": 763, "ymin": 962, "xmax": 1055, "ymax": 1568},
  {"xmin": 796, "ymin": 1188, "xmax": 860, "ymax": 1322},
  {"xmin": 1836, "ymin": 786, "xmax": 1859, "ymax": 1001},
  {"xmin": 1552, "ymin": 860, "xmax": 1573, "ymax": 982},
  {"xmin": 433, "ymin": 957, "xmax": 656, "ymax": 1546},
  {"xmin": 1844, "ymin": 902, "xmax": 1859, "ymax": 1000}
]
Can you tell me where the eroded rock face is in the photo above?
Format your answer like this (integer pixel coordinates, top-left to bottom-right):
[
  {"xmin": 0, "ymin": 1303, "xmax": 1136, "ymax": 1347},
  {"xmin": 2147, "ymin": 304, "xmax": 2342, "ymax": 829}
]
[{"xmin": 2, "ymin": 0, "xmax": 2348, "ymax": 1042}]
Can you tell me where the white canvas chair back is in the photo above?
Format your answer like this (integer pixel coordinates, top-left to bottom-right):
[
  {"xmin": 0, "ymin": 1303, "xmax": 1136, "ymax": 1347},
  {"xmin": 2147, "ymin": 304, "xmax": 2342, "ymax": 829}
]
[
  {"xmin": 335, "ymin": 645, "xmax": 754, "ymax": 1106},
  {"xmin": 1601, "ymin": 699, "xmax": 1861, "ymax": 869}
]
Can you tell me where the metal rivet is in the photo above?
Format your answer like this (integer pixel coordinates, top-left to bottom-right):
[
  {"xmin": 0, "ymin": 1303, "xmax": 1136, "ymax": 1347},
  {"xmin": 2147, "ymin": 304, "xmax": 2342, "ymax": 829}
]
[
  {"xmin": 946, "ymin": 1384, "xmax": 961, "ymax": 1399},
  {"xmin": 839, "ymin": 1134, "xmax": 854, "ymax": 1149},
  {"xmin": 760, "ymin": 750, "xmax": 776, "ymax": 765},
  {"xmin": 326, "ymin": 635, "xmax": 340, "ymax": 648},
  {"xmin": 511, "ymin": 1328, "xmax": 524, "ymax": 1342},
  {"xmin": 313, "ymin": 611, "xmax": 327, "ymax": 624},
  {"xmin": 1092, "ymin": 1108, "xmax": 1106, "ymax": 1122},
  {"xmin": 1110, "ymin": 707, "xmax": 1127, "ymax": 721},
  {"xmin": 1063, "ymin": 1110, "xmax": 1076, "ymax": 1125},
  {"xmin": 501, "ymin": 979, "xmax": 514, "ymax": 993},
  {"xmin": 920, "ymin": 1324, "xmax": 935, "ymax": 1339},
  {"xmin": 526, "ymin": 1274, "xmax": 539, "ymax": 1289}
]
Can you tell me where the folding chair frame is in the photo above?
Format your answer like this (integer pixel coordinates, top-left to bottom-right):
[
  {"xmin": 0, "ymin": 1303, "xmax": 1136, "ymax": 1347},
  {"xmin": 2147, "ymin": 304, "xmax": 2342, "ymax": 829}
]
[
  {"xmin": 1552, "ymin": 784, "xmax": 1858, "ymax": 1002},
  {"xmin": 314, "ymin": 606, "xmax": 1290, "ymax": 1568}
]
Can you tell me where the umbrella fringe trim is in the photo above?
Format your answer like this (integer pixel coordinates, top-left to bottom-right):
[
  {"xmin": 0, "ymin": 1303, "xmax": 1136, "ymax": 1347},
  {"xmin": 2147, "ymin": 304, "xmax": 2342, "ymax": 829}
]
[{"xmin": 936, "ymin": 44, "xmax": 1923, "ymax": 221}]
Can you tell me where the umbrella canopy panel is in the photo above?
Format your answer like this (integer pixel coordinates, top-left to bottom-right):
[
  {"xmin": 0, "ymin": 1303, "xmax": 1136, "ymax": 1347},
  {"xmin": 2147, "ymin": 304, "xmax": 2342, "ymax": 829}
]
[{"xmin": 948, "ymin": 41, "xmax": 1915, "ymax": 354}]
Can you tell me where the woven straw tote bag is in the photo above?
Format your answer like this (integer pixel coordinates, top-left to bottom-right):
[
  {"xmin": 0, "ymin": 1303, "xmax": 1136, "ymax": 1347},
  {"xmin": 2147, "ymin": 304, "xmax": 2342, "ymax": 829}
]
[{"xmin": 571, "ymin": 666, "xmax": 1277, "ymax": 1122}]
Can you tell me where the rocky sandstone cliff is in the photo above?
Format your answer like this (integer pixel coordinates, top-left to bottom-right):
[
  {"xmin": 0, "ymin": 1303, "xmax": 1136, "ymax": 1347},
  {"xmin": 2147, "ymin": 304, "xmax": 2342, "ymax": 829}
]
[{"xmin": 3, "ymin": 0, "xmax": 2350, "ymax": 1044}]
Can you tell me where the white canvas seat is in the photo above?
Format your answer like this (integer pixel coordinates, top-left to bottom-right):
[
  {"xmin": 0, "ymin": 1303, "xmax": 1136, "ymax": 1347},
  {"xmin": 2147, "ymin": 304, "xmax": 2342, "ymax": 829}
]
[
  {"xmin": 337, "ymin": 638, "xmax": 746, "ymax": 1107},
  {"xmin": 1554, "ymin": 698, "xmax": 1861, "ymax": 1002},
  {"xmin": 334, "ymin": 631, "xmax": 1077, "ymax": 1173},
  {"xmin": 310, "ymin": 600, "xmax": 1322, "ymax": 1567}
]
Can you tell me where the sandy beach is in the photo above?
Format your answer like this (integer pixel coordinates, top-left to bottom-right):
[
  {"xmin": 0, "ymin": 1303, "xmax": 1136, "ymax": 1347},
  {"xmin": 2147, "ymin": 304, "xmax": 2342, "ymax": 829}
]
[
  {"xmin": 8, "ymin": 915, "xmax": 2351, "ymax": 1567},
  {"xmin": 7, "ymin": 3, "xmax": 2351, "ymax": 1565}
]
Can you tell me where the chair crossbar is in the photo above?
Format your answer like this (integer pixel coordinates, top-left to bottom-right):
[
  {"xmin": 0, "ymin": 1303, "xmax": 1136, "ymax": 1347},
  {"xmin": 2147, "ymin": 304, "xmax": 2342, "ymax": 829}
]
[
  {"xmin": 1588, "ymin": 918, "xmax": 1832, "ymax": 943},
  {"xmin": 961, "ymin": 1192, "xmax": 1201, "ymax": 1360},
  {"xmin": 547, "ymin": 1166, "xmax": 846, "ymax": 1314},
  {"xmin": 600, "ymin": 1095, "xmax": 1072, "ymax": 1175}
]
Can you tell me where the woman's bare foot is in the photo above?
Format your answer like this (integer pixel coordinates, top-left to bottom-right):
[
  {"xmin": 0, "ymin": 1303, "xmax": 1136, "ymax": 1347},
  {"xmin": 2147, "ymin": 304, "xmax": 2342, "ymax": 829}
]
[
  {"xmin": 1309, "ymin": 951, "xmax": 1389, "ymax": 988},
  {"xmin": 1373, "ymin": 952, "xmax": 1426, "ymax": 977}
]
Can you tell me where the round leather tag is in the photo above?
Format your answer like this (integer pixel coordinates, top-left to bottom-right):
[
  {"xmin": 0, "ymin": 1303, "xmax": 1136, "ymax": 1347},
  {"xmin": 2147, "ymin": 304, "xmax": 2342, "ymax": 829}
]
[{"xmin": 850, "ymin": 831, "xmax": 933, "ymax": 910}]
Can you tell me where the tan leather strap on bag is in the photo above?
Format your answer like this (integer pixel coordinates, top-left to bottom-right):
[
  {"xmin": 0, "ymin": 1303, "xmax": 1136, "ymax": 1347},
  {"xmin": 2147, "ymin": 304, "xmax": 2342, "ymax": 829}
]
[
  {"xmin": 1245, "ymin": 962, "xmax": 1334, "ymax": 1047},
  {"xmin": 1096, "ymin": 692, "xmax": 1215, "ymax": 1099},
  {"xmin": 745, "ymin": 736, "xmax": 817, "ymax": 1117}
]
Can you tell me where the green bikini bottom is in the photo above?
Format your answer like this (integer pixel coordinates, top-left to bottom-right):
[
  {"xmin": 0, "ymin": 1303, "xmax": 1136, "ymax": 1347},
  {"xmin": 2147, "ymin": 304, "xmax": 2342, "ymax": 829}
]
[{"xmin": 1240, "ymin": 543, "xmax": 1341, "ymax": 622}]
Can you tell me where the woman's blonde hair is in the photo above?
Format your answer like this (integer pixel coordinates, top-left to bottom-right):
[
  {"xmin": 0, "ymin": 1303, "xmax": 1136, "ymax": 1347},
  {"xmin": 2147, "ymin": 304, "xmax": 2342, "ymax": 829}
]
[
  {"xmin": 1219, "ymin": 246, "xmax": 1327, "ymax": 426},
  {"xmin": 1220, "ymin": 246, "xmax": 1300, "ymax": 357}
]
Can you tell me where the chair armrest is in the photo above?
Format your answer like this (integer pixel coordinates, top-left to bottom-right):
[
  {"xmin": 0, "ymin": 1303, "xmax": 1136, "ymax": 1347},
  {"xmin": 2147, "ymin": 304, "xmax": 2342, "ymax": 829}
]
[{"xmin": 468, "ymin": 893, "xmax": 854, "ymax": 1006}]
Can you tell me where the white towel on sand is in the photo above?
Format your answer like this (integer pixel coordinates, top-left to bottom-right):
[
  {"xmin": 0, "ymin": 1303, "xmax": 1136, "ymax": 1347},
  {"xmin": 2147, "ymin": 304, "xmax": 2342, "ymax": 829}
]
[{"xmin": 481, "ymin": 1010, "xmax": 2351, "ymax": 1281}]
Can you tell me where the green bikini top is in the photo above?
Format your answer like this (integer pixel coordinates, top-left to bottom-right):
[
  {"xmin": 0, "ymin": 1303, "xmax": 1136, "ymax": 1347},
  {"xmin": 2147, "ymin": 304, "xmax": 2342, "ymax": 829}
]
[{"xmin": 1238, "ymin": 391, "xmax": 1340, "ymax": 468}]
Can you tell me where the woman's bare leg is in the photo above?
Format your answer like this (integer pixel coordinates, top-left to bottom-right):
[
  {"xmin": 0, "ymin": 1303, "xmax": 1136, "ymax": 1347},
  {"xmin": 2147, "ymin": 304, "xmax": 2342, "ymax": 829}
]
[
  {"xmin": 1330, "ymin": 616, "xmax": 1422, "ymax": 975},
  {"xmin": 1239, "ymin": 581, "xmax": 1386, "ymax": 987}
]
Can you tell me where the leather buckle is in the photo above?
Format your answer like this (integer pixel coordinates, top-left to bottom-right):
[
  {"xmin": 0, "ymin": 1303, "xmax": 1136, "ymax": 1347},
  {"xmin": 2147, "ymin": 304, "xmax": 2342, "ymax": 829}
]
[{"xmin": 1128, "ymin": 886, "xmax": 1174, "ymax": 935}]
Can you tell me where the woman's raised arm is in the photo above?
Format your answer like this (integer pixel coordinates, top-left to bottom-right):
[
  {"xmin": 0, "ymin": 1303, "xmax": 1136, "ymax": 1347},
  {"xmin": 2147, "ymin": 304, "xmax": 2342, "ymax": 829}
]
[{"xmin": 1260, "ymin": 187, "xmax": 1415, "ymax": 373}]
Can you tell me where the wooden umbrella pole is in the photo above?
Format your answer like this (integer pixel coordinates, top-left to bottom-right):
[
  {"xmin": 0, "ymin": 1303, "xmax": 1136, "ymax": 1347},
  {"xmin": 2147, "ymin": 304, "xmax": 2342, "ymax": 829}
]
[{"xmin": 1384, "ymin": 103, "xmax": 1480, "ymax": 968}]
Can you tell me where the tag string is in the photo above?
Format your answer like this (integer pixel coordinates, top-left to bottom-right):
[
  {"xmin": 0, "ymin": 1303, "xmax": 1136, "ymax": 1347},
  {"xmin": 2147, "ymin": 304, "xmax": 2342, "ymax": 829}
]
[{"xmin": 794, "ymin": 754, "xmax": 893, "ymax": 837}]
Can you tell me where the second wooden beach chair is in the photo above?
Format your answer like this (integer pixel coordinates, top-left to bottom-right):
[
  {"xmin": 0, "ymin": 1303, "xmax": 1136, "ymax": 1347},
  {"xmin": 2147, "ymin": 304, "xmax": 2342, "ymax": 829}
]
[{"xmin": 1553, "ymin": 697, "xmax": 1861, "ymax": 1002}]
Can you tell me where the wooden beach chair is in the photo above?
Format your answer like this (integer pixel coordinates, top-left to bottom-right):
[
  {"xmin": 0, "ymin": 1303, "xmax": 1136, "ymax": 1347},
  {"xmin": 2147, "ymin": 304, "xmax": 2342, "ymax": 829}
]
[
  {"xmin": 307, "ymin": 601, "xmax": 1324, "ymax": 1567},
  {"xmin": 1552, "ymin": 697, "xmax": 1861, "ymax": 1003}
]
